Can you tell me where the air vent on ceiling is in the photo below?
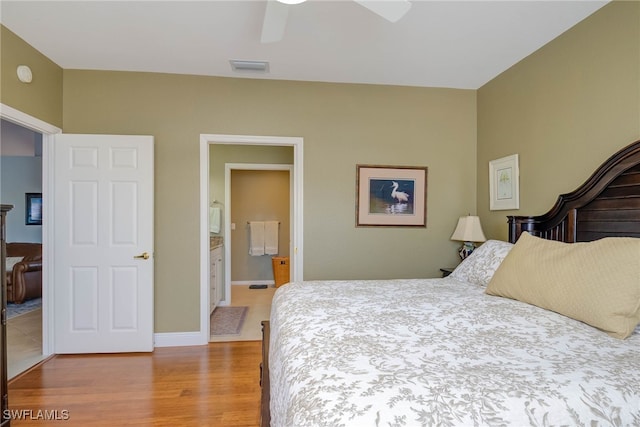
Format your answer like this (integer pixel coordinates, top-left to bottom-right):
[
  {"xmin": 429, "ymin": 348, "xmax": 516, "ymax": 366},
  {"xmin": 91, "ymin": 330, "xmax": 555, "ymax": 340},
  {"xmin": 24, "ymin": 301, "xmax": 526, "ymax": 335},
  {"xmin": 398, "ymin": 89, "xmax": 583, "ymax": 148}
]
[{"xmin": 230, "ymin": 60, "xmax": 270, "ymax": 73}]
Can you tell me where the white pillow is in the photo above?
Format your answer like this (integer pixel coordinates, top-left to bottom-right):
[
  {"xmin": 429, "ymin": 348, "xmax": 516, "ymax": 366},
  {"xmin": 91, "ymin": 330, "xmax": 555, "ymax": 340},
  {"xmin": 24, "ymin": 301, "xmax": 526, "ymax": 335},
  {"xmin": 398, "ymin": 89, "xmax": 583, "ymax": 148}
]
[{"xmin": 449, "ymin": 240, "xmax": 514, "ymax": 287}]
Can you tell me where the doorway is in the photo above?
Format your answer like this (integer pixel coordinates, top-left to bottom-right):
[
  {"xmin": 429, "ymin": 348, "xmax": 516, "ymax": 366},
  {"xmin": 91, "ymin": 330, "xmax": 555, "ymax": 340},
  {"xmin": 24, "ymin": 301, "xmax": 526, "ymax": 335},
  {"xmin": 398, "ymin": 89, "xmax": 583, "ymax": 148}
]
[
  {"xmin": 2, "ymin": 104, "xmax": 155, "ymax": 354},
  {"xmin": 209, "ymin": 166, "xmax": 291, "ymax": 342},
  {"xmin": 0, "ymin": 103, "xmax": 61, "ymax": 373},
  {"xmin": 227, "ymin": 167, "xmax": 292, "ymax": 291},
  {"xmin": 1, "ymin": 119, "xmax": 44, "ymax": 377},
  {"xmin": 199, "ymin": 134, "xmax": 304, "ymax": 344}
]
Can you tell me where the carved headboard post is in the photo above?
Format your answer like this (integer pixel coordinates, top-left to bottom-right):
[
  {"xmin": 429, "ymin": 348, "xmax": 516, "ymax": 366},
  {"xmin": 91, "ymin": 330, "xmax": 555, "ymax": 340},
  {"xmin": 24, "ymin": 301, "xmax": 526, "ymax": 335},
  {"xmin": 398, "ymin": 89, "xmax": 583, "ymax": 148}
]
[{"xmin": 508, "ymin": 216, "xmax": 537, "ymax": 243}]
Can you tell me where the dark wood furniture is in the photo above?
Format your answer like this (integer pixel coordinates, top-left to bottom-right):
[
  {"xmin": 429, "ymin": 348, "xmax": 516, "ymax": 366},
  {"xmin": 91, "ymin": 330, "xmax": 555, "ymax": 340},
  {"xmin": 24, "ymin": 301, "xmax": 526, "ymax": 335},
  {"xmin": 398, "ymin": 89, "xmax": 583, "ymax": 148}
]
[
  {"xmin": 509, "ymin": 139, "xmax": 640, "ymax": 243},
  {"xmin": 260, "ymin": 321, "xmax": 270, "ymax": 427},
  {"xmin": 260, "ymin": 139, "xmax": 640, "ymax": 426},
  {"xmin": 1, "ymin": 205, "xmax": 13, "ymax": 427},
  {"xmin": 440, "ymin": 267, "xmax": 455, "ymax": 278}
]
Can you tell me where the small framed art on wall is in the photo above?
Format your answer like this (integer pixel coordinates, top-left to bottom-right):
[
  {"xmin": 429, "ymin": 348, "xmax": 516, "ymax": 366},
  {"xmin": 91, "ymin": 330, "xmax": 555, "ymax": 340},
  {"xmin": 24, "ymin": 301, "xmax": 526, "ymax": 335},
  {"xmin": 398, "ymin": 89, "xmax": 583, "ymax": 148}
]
[{"xmin": 489, "ymin": 154, "xmax": 519, "ymax": 210}]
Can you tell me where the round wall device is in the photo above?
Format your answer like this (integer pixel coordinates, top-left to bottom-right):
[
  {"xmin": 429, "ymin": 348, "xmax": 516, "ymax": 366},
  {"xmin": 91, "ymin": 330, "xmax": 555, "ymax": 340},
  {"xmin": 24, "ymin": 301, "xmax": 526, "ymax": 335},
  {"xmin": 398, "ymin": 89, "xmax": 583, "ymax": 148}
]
[{"xmin": 17, "ymin": 65, "xmax": 33, "ymax": 83}]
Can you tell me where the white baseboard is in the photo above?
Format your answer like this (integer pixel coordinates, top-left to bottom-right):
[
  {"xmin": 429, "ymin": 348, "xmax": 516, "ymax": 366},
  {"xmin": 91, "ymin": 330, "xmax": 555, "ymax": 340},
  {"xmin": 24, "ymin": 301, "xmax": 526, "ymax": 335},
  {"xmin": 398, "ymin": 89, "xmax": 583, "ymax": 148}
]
[
  {"xmin": 154, "ymin": 331, "xmax": 206, "ymax": 347},
  {"xmin": 232, "ymin": 280, "xmax": 274, "ymax": 286}
]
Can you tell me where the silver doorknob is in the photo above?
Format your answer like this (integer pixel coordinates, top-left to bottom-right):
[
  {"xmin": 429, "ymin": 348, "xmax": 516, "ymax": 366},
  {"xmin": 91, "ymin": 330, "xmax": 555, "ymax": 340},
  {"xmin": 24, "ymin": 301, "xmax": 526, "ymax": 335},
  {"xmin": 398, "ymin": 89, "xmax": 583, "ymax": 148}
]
[{"xmin": 134, "ymin": 252, "xmax": 150, "ymax": 260}]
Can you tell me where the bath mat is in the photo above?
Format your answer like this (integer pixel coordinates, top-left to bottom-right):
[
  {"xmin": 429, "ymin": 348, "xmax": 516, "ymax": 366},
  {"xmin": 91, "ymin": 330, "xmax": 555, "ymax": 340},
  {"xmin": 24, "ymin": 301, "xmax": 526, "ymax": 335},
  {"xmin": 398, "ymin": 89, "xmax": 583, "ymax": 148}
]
[{"xmin": 210, "ymin": 306, "xmax": 248, "ymax": 335}]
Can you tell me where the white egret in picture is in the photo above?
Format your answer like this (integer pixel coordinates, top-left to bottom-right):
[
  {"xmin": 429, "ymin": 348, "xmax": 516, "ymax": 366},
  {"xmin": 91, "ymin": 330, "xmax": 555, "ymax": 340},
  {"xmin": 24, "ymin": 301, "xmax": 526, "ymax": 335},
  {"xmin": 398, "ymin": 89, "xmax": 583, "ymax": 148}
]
[{"xmin": 368, "ymin": 179, "xmax": 415, "ymax": 215}]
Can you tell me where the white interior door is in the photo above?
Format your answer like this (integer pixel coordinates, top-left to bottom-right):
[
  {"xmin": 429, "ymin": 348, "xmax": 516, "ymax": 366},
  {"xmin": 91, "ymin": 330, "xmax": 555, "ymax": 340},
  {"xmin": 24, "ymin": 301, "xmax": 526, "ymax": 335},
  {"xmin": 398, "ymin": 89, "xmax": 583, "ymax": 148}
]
[{"xmin": 53, "ymin": 134, "xmax": 154, "ymax": 353}]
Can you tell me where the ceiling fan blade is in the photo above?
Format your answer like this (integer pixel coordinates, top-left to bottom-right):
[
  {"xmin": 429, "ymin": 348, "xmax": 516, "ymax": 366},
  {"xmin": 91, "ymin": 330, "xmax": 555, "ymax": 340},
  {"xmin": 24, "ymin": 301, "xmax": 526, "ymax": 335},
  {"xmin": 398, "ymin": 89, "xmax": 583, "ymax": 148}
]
[
  {"xmin": 353, "ymin": 0, "xmax": 412, "ymax": 23},
  {"xmin": 261, "ymin": 0, "xmax": 290, "ymax": 43}
]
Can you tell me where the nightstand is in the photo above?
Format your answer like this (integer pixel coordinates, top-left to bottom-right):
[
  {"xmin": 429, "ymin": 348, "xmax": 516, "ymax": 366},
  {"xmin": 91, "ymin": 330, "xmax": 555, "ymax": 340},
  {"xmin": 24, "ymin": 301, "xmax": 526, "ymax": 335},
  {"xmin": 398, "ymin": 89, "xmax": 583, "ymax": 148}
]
[{"xmin": 439, "ymin": 267, "xmax": 455, "ymax": 278}]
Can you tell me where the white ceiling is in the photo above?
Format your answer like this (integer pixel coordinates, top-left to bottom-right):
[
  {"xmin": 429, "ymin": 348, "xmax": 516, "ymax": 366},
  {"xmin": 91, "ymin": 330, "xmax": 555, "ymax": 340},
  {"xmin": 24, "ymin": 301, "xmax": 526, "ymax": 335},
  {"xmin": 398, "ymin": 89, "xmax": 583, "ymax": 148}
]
[{"xmin": 1, "ymin": 0, "xmax": 609, "ymax": 90}]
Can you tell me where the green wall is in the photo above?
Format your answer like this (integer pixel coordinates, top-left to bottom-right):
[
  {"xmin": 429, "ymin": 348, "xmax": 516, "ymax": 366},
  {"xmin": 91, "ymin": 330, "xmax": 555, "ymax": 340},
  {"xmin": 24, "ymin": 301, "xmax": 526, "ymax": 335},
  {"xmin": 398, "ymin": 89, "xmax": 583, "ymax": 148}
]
[
  {"xmin": 0, "ymin": 26, "xmax": 63, "ymax": 127},
  {"xmin": 209, "ymin": 144, "xmax": 294, "ymax": 233},
  {"xmin": 1, "ymin": 24, "xmax": 477, "ymax": 333},
  {"xmin": 62, "ymin": 71, "xmax": 477, "ymax": 333},
  {"xmin": 477, "ymin": 1, "xmax": 640, "ymax": 240}
]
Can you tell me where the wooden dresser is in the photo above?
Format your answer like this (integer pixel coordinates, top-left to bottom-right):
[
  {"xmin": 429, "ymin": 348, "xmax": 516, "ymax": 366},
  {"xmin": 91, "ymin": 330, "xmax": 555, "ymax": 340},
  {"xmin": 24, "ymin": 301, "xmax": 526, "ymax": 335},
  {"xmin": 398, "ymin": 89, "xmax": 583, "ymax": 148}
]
[
  {"xmin": 1, "ymin": 204, "xmax": 13, "ymax": 427},
  {"xmin": 260, "ymin": 321, "xmax": 270, "ymax": 427}
]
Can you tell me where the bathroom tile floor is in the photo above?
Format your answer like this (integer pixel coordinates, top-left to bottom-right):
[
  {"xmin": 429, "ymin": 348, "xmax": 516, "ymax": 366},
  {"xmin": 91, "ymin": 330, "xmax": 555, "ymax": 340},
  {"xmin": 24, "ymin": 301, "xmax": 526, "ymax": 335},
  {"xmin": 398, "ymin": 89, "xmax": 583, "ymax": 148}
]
[{"xmin": 210, "ymin": 284, "xmax": 277, "ymax": 342}]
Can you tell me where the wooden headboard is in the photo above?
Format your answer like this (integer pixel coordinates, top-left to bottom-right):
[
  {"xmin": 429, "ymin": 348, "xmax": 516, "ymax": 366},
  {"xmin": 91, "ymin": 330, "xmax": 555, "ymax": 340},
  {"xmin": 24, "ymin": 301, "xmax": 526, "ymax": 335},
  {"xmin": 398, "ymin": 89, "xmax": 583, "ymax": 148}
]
[{"xmin": 508, "ymin": 139, "xmax": 640, "ymax": 244}]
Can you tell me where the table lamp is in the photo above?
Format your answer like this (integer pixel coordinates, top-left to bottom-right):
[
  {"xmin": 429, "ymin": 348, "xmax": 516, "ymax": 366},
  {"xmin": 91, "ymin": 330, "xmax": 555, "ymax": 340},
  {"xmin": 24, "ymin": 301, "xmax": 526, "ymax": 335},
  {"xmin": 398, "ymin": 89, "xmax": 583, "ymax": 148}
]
[{"xmin": 450, "ymin": 215, "xmax": 486, "ymax": 260}]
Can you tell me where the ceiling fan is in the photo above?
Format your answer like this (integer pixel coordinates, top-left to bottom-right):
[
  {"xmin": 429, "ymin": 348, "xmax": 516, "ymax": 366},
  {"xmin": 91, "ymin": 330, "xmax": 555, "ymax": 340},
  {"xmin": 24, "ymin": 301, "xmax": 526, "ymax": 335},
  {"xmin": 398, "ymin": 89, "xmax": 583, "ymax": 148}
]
[{"xmin": 261, "ymin": 0, "xmax": 412, "ymax": 43}]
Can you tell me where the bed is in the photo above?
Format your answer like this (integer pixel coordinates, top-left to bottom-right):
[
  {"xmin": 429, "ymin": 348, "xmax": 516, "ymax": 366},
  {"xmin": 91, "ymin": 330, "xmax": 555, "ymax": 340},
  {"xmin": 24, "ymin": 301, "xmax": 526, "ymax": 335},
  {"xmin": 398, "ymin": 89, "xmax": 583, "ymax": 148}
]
[{"xmin": 260, "ymin": 139, "xmax": 640, "ymax": 427}]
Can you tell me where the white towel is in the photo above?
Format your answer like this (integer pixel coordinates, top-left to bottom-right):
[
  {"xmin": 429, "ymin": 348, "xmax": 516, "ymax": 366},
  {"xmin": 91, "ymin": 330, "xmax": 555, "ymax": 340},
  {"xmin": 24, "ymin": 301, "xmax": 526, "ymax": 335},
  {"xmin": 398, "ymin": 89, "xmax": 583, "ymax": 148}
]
[
  {"xmin": 264, "ymin": 221, "xmax": 279, "ymax": 255},
  {"xmin": 209, "ymin": 207, "xmax": 221, "ymax": 234},
  {"xmin": 249, "ymin": 221, "xmax": 265, "ymax": 256}
]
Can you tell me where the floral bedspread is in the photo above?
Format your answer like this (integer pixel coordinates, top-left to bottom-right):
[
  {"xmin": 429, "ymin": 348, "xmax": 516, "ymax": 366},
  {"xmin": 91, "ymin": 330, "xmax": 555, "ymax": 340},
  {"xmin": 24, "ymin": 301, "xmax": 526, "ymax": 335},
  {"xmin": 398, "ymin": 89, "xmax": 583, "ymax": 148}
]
[{"xmin": 269, "ymin": 278, "xmax": 640, "ymax": 427}]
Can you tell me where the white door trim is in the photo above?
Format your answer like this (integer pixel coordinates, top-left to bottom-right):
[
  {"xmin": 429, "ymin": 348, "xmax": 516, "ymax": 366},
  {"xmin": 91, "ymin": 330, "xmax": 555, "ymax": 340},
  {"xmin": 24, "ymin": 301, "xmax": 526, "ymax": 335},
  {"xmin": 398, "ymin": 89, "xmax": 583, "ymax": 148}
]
[
  {"xmin": 0, "ymin": 103, "xmax": 62, "ymax": 357},
  {"xmin": 199, "ymin": 134, "xmax": 303, "ymax": 345},
  {"xmin": 0, "ymin": 104, "xmax": 61, "ymax": 135}
]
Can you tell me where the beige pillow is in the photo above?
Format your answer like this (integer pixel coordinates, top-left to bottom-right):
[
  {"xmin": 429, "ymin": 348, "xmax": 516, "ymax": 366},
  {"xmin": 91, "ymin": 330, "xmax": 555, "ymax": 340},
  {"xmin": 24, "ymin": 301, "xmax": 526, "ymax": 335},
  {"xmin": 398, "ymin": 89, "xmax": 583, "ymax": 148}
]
[{"xmin": 485, "ymin": 232, "xmax": 640, "ymax": 339}]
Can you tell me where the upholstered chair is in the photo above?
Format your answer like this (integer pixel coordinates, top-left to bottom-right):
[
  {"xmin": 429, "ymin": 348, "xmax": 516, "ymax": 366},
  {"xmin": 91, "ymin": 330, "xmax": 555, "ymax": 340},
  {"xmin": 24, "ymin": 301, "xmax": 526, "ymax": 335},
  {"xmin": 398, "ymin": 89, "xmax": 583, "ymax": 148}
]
[{"xmin": 6, "ymin": 243, "xmax": 42, "ymax": 304}]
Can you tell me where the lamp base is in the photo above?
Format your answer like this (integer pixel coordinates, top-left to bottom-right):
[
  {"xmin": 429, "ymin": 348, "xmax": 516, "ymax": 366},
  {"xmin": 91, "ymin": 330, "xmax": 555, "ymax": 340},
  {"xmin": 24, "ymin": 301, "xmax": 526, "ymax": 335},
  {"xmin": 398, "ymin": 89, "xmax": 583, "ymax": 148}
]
[{"xmin": 458, "ymin": 241, "xmax": 476, "ymax": 260}]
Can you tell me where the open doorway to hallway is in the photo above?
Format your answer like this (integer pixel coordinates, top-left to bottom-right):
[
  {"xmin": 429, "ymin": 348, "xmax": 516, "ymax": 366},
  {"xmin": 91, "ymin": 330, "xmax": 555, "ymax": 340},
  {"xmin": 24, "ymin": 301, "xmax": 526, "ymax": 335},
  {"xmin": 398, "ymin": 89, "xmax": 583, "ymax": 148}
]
[
  {"xmin": 1, "ymin": 118, "xmax": 46, "ymax": 378},
  {"xmin": 1, "ymin": 103, "xmax": 61, "ymax": 374}
]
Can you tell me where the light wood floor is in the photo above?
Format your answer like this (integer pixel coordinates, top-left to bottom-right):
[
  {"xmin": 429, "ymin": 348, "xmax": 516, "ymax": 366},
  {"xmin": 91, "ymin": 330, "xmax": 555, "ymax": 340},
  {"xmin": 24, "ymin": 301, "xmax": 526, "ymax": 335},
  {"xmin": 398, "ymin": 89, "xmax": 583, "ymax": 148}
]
[
  {"xmin": 8, "ymin": 342, "xmax": 263, "ymax": 426},
  {"xmin": 7, "ymin": 285, "xmax": 277, "ymax": 425},
  {"xmin": 7, "ymin": 308, "xmax": 45, "ymax": 379},
  {"xmin": 7, "ymin": 284, "xmax": 276, "ymax": 380}
]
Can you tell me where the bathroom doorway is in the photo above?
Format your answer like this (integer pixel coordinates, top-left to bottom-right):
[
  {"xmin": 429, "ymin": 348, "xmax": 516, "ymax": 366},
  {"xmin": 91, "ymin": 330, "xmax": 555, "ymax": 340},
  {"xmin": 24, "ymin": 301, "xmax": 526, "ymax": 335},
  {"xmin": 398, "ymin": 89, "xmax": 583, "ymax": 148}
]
[
  {"xmin": 207, "ymin": 166, "xmax": 291, "ymax": 342},
  {"xmin": 199, "ymin": 134, "xmax": 303, "ymax": 344}
]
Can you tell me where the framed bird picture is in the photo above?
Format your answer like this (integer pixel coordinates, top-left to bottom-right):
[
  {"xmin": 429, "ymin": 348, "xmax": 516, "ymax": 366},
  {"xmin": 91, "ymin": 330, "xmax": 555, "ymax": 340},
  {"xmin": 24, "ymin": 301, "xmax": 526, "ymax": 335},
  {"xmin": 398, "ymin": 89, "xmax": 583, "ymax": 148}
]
[{"xmin": 356, "ymin": 165, "xmax": 428, "ymax": 227}]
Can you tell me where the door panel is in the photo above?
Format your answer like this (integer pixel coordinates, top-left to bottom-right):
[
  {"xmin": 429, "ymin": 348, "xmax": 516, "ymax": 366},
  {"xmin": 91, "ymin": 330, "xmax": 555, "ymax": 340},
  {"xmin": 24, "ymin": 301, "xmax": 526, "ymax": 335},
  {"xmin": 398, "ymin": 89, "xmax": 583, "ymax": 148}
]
[
  {"xmin": 71, "ymin": 181, "xmax": 98, "ymax": 244},
  {"xmin": 111, "ymin": 182, "xmax": 137, "ymax": 244},
  {"xmin": 54, "ymin": 134, "xmax": 153, "ymax": 353},
  {"xmin": 71, "ymin": 267, "xmax": 98, "ymax": 330},
  {"xmin": 111, "ymin": 267, "xmax": 138, "ymax": 329}
]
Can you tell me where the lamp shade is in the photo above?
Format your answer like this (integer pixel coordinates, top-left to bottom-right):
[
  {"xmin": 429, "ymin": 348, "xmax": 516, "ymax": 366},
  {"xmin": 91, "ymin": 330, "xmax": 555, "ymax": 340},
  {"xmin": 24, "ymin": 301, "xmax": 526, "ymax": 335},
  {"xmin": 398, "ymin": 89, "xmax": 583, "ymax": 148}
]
[{"xmin": 450, "ymin": 216, "xmax": 486, "ymax": 242}]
